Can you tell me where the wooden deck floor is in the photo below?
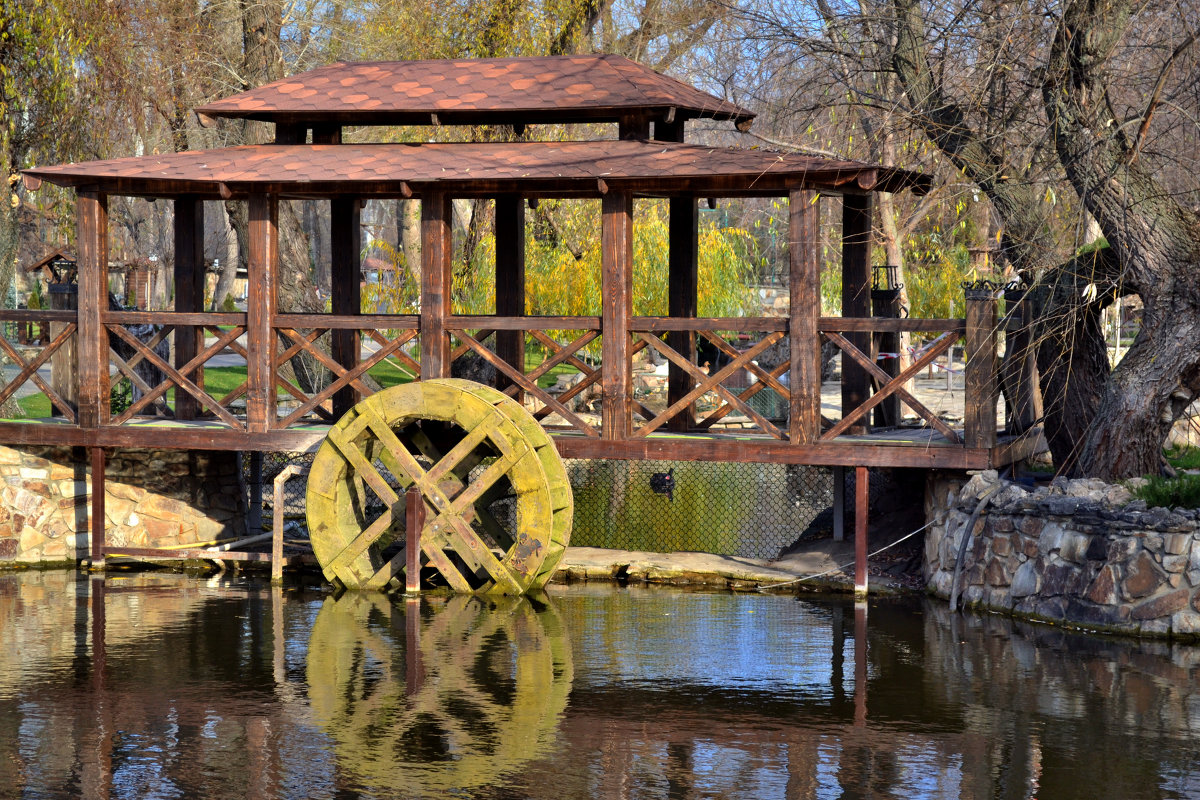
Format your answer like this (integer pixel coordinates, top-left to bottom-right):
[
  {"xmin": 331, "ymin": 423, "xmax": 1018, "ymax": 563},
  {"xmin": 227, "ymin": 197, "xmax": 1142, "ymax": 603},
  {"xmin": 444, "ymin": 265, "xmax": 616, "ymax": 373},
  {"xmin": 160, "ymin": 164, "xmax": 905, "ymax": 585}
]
[{"xmin": 0, "ymin": 415, "xmax": 1045, "ymax": 470}]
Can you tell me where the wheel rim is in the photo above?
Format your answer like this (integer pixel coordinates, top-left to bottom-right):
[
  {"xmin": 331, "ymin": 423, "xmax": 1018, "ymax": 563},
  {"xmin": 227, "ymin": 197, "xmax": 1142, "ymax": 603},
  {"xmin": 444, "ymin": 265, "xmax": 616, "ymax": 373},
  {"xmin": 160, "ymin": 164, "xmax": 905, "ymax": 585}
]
[{"xmin": 306, "ymin": 379, "xmax": 572, "ymax": 593}]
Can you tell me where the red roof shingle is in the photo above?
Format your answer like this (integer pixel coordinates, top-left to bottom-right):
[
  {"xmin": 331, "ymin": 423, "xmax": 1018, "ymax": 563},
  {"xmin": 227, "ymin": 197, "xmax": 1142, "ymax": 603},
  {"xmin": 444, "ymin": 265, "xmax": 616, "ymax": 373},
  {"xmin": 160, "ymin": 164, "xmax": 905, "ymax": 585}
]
[
  {"xmin": 24, "ymin": 140, "xmax": 929, "ymax": 198},
  {"xmin": 195, "ymin": 55, "xmax": 755, "ymax": 128}
]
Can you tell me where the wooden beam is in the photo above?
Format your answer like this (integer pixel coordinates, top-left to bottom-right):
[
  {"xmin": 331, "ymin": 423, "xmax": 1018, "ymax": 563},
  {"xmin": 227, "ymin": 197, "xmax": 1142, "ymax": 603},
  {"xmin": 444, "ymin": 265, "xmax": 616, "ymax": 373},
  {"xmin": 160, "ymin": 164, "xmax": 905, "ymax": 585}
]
[
  {"xmin": 494, "ymin": 194, "xmax": 525, "ymax": 396},
  {"xmin": 330, "ymin": 197, "xmax": 361, "ymax": 418},
  {"xmin": 789, "ymin": 189, "xmax": 821, "ymax": 444},
  {"xmin": 173, "ymin": 197, "xmax": 205, "ymax": 419},
  {"xmin": 420, "ymin": 192, "xmax": 452, "ymax": 379},
  {"xmin": 76, "ymin": 192, "xmax": 109, "ymax": 428},
  {"xmin": 667, "ymin": 196, "xmax": 698, "ymax": 431},
  {"xmin": 246, "ymin": 194, "xmax": 278, "ymax": 432},
  {"xmin": 964, "ymin": 285, "xmax": 999, "ymax": 449},
  {"xmin": 870, "ymin": 287, "xmax": 902, "ymax": 428},
  {"xmin": 618, "ymin": 115, "xmax": 650, "ymax": 140},
  {"xmin": 601, "ymin": 191, "xmax": 634, "ymax": 439},
  {"xmin": 311, "ymin": 124, "xmax": 341, "ymax": 144},
  {"xmin": 841, "ymin": 193, "xmax": 873, "ymax": 435}
]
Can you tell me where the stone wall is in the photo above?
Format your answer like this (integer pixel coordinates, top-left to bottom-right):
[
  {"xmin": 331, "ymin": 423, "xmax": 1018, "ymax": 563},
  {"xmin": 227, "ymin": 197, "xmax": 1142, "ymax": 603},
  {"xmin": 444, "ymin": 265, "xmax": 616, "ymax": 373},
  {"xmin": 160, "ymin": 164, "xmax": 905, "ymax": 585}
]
[
  {"xmin": 0, "ymin": 445, "xmax": 247, "ymax": 565},
  {"xmin": 925, "ymin": 470, "xmax": 1200, "ymax": 639}
]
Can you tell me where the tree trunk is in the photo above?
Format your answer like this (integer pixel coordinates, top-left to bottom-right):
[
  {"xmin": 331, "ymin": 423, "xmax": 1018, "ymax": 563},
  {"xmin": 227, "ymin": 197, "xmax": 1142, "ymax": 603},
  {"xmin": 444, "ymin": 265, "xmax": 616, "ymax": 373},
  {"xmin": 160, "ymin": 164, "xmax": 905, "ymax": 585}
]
[{"xmin": 1043, "ymin": 0, "xmax": 1200, "ymax": 479}]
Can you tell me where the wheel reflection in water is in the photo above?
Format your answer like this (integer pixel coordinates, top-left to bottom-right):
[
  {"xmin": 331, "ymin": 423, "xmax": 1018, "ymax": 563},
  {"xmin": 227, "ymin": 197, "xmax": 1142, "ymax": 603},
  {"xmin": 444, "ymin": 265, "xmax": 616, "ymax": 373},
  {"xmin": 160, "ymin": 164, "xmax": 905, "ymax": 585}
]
[{"xmin": 306, "ymin": 591, "xmax": 573, "ymax": 796}]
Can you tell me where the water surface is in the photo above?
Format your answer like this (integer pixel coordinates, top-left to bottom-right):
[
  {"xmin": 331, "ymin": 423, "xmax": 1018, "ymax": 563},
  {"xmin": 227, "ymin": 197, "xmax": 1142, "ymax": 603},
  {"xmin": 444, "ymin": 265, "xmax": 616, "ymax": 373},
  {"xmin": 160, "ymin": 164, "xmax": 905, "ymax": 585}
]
[{"xmin": 0, "ymin": 571, "xmax": 1196, "ymax": 799}]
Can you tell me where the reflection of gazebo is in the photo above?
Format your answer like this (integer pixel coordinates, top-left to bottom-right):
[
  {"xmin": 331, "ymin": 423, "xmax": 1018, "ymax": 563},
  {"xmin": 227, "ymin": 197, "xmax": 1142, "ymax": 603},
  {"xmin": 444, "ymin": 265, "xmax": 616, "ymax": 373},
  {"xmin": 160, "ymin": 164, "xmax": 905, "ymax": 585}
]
[{"xmin": 11, "ymin": 55, "xmax": 1043, "ymax": 586}]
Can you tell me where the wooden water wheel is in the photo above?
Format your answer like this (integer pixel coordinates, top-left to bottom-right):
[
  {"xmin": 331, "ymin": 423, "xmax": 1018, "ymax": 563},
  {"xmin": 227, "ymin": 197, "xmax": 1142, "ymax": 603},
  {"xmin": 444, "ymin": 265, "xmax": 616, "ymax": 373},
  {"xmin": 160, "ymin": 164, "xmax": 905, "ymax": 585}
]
[
  {"xmin": 306, "ymin": 378, "xmax": 572, "ymax": 593},
  {"xmin": 307, "ymin": 593, "xmax": 573, "ymax": 793}
]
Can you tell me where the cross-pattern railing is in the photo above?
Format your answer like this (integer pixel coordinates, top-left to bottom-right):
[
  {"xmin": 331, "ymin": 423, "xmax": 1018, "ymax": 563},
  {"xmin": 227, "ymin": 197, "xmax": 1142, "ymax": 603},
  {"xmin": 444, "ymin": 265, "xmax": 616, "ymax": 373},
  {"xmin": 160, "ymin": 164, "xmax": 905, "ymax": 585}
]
[
  {"xmin": 0, "ymin": 309, "xmax": 78, "ymax": 420},
  {"xmin": 102, "ymin": 312, "xmax": 248, "ymax": 427},
  {"xmin": 818, "ymin": 319, "xmax": 966, "ymax": 443},
  {"xmin": 628, "ymin": 318, "xmax": 792, "ymax": 440},
  {"xmin": 448, "ymin": 316, "xmax": 604, "ymax": 439},
  {"xmin": 270, "ymin": 314, "xmax": 420, "ymax": 429}
]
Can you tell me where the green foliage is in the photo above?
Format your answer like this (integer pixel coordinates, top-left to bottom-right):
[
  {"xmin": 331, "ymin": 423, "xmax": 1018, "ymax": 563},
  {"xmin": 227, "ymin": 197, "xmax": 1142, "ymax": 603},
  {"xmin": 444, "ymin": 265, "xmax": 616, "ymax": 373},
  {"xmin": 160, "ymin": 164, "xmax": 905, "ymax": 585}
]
[
  {"xmin": 26, "ymin": 279, "xmax": 41, "ymax": 310},
  {"xmin": 220, "ymin": 293, "xmax": 239, "ymax": 313},
  {"xmin": 1165, "ymin": 446, "xmax": 1200, "ymax": 471},
  {"xmin": 1132, "ymin": 473, "xmax": 1200, "ymax": 510}
]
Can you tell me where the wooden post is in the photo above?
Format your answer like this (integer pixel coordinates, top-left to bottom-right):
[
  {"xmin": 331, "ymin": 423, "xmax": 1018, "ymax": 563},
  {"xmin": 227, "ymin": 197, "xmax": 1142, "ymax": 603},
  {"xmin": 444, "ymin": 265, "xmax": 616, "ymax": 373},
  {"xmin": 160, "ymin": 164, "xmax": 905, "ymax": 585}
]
[
  {"xmin": 618, "ymin": 115, "xmax": 650, "ymax": 140},
  {"xmin": 789, "ymin": 189, "xmax": 821, "ymax": 444},
  {"xmin": 405, "ymin": 485, "xmax": 424, "ymax": 594},
  {"xmin": 871, "ymin": 281, "xmax": 902, "ymax": 428},
  {"xmin": 1001, "ymin": 285, "xmax": 1042, "ymax": 434},
  {"xmin": 420, "ymin": 192, "xmax": 452, "ymax": 379},
  {"xmin": 76, "ymin": 192, "xmax": 109, "ymax": 428},
  {"xmin": 855, "ymin": 465, "xmax": 868, "ymax": 595},
  {"xmin": 601, "ymin": 191, "xmax": 633, "ymax": 439},
  {"xmin": 654, "ymin": 120, "xmax": 697, "ymax": 432},
  {"xmin": 173, "ymin": 196, "xmax": 205, "ymax": 419},
  {"xmin": 331, "ymin": 197, "xmax": 361, "ymax": 418},
  {"xmin": 246, "ymin": 194, "xmax": 278, "ymax": 432},
  {"xmin": 90, "ymin": 447, "xmax": 106, "ymax": 568},
  {"xmin": 667, "ymin": 197, "xmax": 698, "ymax": 431},
  {"xmin": 495, "ymin": 194, "xmax": 525, "ymax": 397},
  {"xmin": 841, "ymin": 194, "xmax": 872, "ymax": 435},
  {"xmin": 311, "ymin": 124, "xmax": 342, "ymax": 145},
  {"xmin": 48, "ymin": 283, "xmax": 77, "ymax": 417},
  {"xmin": 833, "ymin": 465, "xmax": 845, "ymax": 542},
  {"xmin": 965, "ymin": 283, "xmax": 1000, "ymax": 449}
]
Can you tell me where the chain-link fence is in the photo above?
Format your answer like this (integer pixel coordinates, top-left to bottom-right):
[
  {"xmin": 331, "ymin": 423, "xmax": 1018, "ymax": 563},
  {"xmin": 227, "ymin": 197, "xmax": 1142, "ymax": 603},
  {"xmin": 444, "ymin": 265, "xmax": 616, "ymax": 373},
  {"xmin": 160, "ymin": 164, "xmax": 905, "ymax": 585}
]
[
  {"xmin": 248, "ymin": 452, "xmax": 835, "ymax": 561},
  {"xmin": 564, "ymin": 459, "xmax": 833, "ymax": 559}
]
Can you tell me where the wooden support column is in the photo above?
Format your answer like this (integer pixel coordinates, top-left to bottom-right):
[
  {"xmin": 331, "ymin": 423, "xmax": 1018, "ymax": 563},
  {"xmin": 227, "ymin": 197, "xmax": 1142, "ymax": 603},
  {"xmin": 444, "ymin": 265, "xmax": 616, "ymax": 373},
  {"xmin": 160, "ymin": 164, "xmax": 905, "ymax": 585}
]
[
  {"xmin": 789, "ymin": 189, "xmax": 821, "ymax": 444},
  {"xmin": 601, "ymin": 191, "xmax": 634, "ymax": 439},
  {"xmin": 76, "ymin": 191, "xmax": 109, "ymax": 428},
  {"xmin": 311, "ymin": 124, "xmax": 342, "ymax": 144},
  {"xmin": 331, "ymin": 197, "xmax": 362, "ymax": 418},
  {"xmin": 1001, "ymin": 285, "xmax": 1042, "ymax": 434},
  {"xmin": 246, "ymin": 194, "xmax": 278, "ymax": 433},
  {"xmin": 871, "ymin": 282, "xmax": 902, "ymax": 428},
  {"xmin": 855, "ymin": 465, "xmax": 868, "ymax": 595},
  {"xmin": 618, "ymin": 115, "xmax": 650, "ymax": 140},
  {"xmin": 420, "ymin": 192, "xmax": 453, "ymax": 379},
  {"xmin": 653, "ymin": 120, "xmax": 696, "ymax": 432},
  {"xmin": 495, "ymin": 194, "xmax": 525, "ymax": 396},
  {"xmin": 965, "ymin": 284, "xmax": 1000, "ymax": 449},
  {"xmin": 667, "ymin": 196, "xmax": 698, "ymax": 431},
  {"xmin": 841, "ymin": 193, "xmax": 873, "ymax": 435},
  {"xmin": 173, "ymin": 197, "xmax": 205, "ymax": 420},
  {"xmin": 90, "ymin": 447, "xmax": 106, "ymax": 568}
]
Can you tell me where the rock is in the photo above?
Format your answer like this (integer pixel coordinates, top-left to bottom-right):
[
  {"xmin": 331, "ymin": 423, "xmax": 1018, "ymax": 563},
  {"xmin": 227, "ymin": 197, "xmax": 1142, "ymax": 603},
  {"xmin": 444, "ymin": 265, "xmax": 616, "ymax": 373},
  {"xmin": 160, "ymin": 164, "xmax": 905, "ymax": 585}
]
[
  {"xmin": 1131, "ymin": 589, "xmax": 1191, "ymax": 621},
  {"xmin": 1086, "ymin": 565, "xmax": 1119, "ymax": 605},
  {"xmin": 1163, "ymin": 555, "xmax": 1189, "ymax": 574},
  {"xmin": 959, "ymin": 470, "xmax": 1000, "ymax": 503},
  {"xmin": 1163, "ymin": 534, "xmax": 1191, "ymax": 555},
  {"xmin": 992, "ymin": 534, "xmax": 1013, "ymax": 557},
  {"xmin": 984, "ymin": 560, "xmax": 1010, "ymax": 587},
  {"xmin": 1017, "ymin": 516, "xmax": 1044, "ymax": 537},
  {"xmin": 1058, "ymin": 531, "xmax": 1092, "ymax": 564},
  {"xmin": 1124, "ymin": 551, "xmax": 1164, "ymax": 599},
  {"xmin": 1012, "ymin": 561, "xmax": 1039, "ymax": 597}
]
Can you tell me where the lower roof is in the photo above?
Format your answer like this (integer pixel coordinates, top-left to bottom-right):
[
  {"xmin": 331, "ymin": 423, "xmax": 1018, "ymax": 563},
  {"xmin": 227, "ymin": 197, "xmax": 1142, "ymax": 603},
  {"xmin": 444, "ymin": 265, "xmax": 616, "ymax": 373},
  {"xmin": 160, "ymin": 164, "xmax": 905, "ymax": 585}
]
[{"xmin": 24, "ymin": 140, "xmax": 930, "ymax": 199}]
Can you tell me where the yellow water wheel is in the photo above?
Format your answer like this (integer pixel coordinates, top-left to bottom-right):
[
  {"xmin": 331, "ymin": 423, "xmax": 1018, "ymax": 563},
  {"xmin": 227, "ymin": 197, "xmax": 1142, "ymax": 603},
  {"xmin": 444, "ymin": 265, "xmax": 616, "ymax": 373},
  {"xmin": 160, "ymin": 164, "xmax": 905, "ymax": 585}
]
[
  {"xmin": 306, "ymin": 378, "xmax": 572, "ymax": 593},
  {"xmin": 307, "ymin": 593, "xmax": 573, "ymax": 796}
]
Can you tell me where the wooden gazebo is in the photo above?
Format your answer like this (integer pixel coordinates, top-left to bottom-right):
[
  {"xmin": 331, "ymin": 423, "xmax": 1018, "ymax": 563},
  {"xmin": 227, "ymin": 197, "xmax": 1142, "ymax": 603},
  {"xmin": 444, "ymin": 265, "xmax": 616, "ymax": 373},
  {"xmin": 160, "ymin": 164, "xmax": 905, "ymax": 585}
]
[{"xmin": 9, "ymin": 55, "xmax": 1042, "ymax": 590}]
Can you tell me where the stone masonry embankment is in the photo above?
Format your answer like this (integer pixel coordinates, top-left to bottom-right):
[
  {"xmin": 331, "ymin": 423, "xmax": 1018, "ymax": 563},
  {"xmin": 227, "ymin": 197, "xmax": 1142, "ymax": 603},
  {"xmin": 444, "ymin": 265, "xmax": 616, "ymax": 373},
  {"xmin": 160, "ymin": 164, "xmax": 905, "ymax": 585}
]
[
  {"xmin": 0, "ymin": 445, "xmax": 247, "ymax": 565},
  {"xmin": 925, "ymin": 470, "xmax": 1200, "ymax": 638}
]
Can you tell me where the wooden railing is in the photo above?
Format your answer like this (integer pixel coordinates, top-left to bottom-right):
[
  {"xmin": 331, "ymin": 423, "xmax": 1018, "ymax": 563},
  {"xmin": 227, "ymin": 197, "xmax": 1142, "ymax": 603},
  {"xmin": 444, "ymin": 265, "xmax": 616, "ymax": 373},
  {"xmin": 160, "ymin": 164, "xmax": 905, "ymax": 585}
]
[
  {"xmin": 0, "ymin": 290, "xmax": 1014, "ymax": 454},
  {"xmin": 0, "ymin": 308, "xmax": 78, "ymax": 420}
]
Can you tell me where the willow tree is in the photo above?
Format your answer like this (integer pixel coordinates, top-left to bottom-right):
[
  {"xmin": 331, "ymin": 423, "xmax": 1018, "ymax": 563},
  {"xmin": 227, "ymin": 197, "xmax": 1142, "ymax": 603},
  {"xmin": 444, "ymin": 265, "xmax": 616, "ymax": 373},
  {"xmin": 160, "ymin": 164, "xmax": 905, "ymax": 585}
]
[{"xmin": 1042, "ymin": 0, "xmax": 1200, "ymax": 478}]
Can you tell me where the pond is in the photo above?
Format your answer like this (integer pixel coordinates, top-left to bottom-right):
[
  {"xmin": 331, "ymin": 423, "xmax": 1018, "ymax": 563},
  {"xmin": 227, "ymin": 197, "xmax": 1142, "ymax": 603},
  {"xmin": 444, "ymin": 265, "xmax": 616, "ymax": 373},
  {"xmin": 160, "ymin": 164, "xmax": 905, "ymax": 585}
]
[{"xmin": 0, "ymin": 570, "xmax": 1197, "ymax": 799}]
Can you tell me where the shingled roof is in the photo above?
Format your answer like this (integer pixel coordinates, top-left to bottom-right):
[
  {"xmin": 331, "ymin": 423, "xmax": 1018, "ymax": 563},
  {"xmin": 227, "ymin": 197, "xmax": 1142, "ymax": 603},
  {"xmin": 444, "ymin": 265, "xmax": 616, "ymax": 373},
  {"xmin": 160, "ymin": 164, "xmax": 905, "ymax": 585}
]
[
  {"xmin": 23, "ymin": 140, "xmax": 929, "ymax": 198},
  {"xmin": 194, "ymin": 55, "xmax": 755, "ymax": 129}
]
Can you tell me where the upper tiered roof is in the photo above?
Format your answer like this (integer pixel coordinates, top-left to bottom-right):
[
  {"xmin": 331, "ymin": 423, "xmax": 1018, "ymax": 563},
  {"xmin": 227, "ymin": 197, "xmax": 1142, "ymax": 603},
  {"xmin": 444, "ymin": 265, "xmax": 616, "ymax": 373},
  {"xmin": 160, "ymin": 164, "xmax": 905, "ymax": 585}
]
[{"xmin": 194, "ymin": 55, "xmax": 755, "ymax": 129}]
